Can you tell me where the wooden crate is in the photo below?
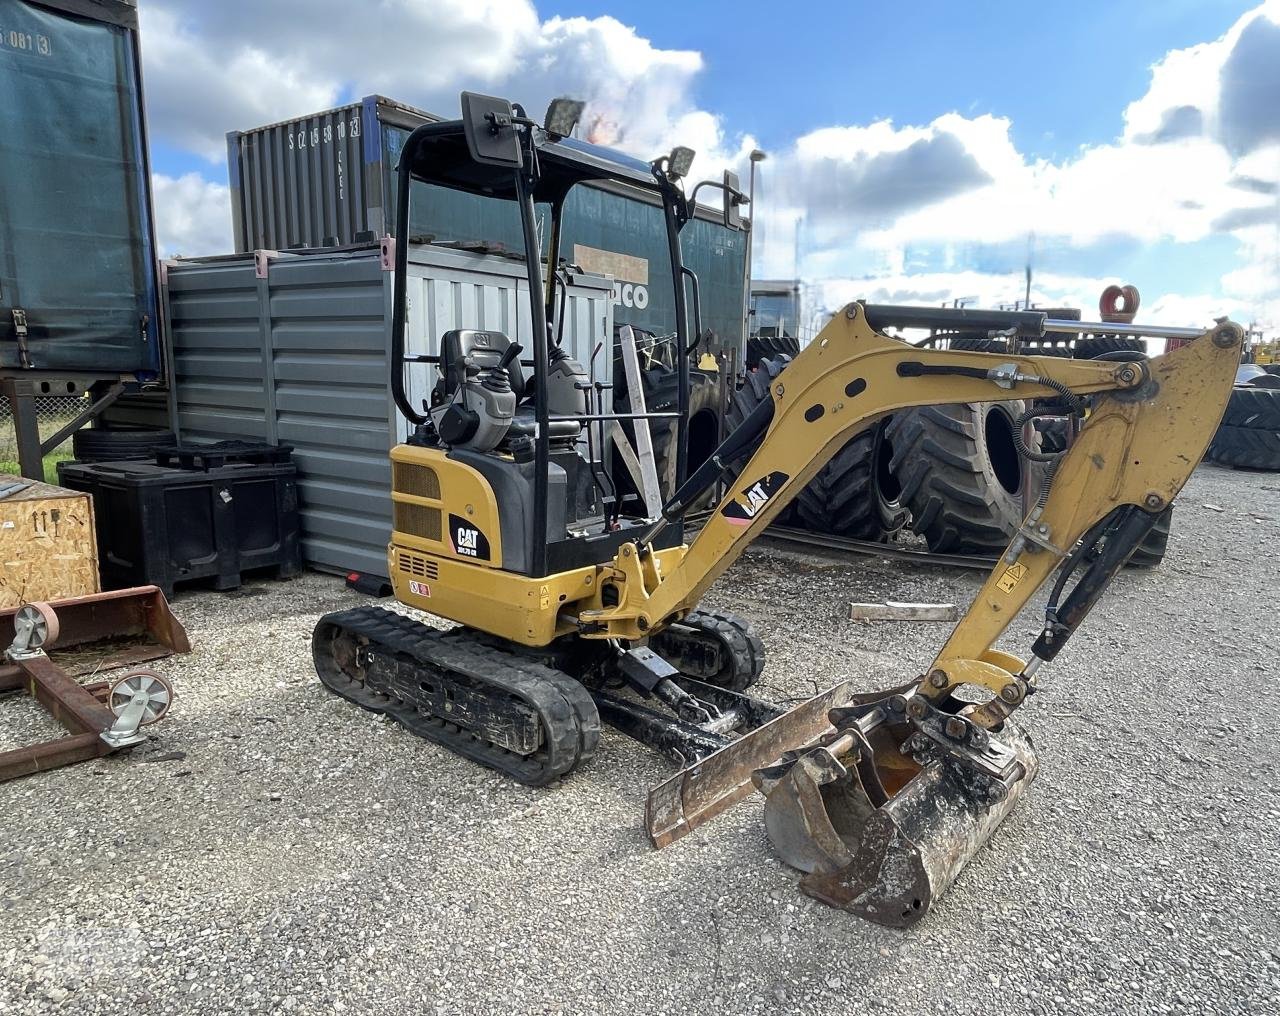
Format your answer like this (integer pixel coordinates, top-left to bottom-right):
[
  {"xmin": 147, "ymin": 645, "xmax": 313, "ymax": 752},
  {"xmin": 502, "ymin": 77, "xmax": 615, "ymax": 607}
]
[{"xmin": 0, "ymin": 474, "xmax": 100, "ymax": 609}]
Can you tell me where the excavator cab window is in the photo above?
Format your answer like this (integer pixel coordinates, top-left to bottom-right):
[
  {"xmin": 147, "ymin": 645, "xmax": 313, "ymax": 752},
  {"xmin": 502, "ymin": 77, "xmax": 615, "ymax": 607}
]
[{"xmin": 387, "ymin": 91, "xmax": 713, "ymax": 576}]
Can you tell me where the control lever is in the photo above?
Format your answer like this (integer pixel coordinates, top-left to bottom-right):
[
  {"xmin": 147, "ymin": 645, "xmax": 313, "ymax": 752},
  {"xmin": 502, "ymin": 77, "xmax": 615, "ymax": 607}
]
[{"xmin": 498, "ymin": 343, "xmax": 523, "ymax": 370}]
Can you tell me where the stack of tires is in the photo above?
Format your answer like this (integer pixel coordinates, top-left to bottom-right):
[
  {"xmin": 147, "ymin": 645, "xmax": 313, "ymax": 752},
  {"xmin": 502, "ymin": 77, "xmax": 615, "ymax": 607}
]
[
  {"xmin": 1205, "ymin": 372, "xmax": 1280, "ymax": 471},
  {"xmin": 71, "ymin": 425, "xmax": 175, "ymax": 463},
  {"xmin": 744, "ymin": 333, "xmax": 801, "ymax": 369}
]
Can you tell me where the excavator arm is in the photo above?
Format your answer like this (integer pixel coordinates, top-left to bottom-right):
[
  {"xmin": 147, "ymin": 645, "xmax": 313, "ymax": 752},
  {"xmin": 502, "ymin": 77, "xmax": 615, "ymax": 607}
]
[
  {"xmin": 583, "ymin": 304, "xmax": 1239, "ymax": 659},
  {"xmin": 581, "ymin": 303, "xmax": 1242, "ymax": 927}
]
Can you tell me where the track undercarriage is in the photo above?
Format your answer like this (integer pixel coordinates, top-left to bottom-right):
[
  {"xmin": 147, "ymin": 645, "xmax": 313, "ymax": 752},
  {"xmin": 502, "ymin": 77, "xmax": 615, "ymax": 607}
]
[
  {"xmin": 312, "ymin": 604, "xmax": 780, "ymax": 787},
  {"xmin": 312, "ymin": 601, "xmax": 1039, "ymax": 926}
]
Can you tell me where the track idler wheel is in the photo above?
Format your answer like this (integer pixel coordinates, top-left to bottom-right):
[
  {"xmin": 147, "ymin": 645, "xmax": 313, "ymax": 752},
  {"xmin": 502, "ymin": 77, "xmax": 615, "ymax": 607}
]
[
  {"xmin": 647, "ymin": 608, "xmax": 765, "ymax": 691},
  {"xmin": 754, "ymin": 690, "xmax": 1038, "ymax": 928}
]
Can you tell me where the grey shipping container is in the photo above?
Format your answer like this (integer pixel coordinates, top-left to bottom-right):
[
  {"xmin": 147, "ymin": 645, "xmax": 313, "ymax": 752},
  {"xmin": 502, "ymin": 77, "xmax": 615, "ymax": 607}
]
[
  {"xmin": 0, "ymin": 0, "xmax": 162, "ymax": 376},
  {"xmin": 227, "ymin": 95, "xmax": 747, "ymax": 357},
  {"xmin": 163, "ymin": 243, "xmax": 613, "ymax": 578}
]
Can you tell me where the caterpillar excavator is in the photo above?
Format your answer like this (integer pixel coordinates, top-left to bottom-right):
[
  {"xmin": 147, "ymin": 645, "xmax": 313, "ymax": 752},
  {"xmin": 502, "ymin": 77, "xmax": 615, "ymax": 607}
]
[{"xmin": 312, "ymin": 92, "xmax": 1242, "ymax": 927}]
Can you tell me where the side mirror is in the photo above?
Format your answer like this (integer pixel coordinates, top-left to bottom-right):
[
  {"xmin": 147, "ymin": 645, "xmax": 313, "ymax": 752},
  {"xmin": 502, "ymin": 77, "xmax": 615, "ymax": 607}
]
[
  {"xmin": 723, "ymin": 170, "xmax": 745, "ymax": 230},
  {"xmin": 461, "ymin": 91, "xmax": 522, "ymax": 168}
]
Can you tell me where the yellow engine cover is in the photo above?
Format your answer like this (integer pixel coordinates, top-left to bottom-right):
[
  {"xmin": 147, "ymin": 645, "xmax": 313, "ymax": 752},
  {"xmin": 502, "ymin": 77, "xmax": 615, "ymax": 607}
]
[{"xmin": 386, "ymin": 443, "xmax": 684, "ymax": 646}]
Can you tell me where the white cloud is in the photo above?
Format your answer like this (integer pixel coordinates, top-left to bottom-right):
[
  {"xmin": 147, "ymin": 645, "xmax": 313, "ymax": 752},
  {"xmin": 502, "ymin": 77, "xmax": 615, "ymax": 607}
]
[
  {"xmin": 137, "ymin": 1, "xmax": 1278, "ymax": 335},
  {"xmin": 1123, "ymin": 0, "xmax": 1280, "ymax": 153},
  {"xmin": 750, "ymin": 4, "xmax": 1280, "ymax": 333},
  {"xmin": 138, "ymin": 1, "xmax": 742, "ymax": 167},
  {"xmin": 150, "ymin": 173, "xmax": 232, "ymax": 257}
]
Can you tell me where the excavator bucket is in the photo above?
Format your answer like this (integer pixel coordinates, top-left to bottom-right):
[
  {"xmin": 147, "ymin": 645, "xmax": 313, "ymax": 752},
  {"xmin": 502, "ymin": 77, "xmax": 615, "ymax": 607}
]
[
  {"xmin": 646, "ymin": 681, "xmax": 1038, "ymax": 929},
  {"xmin": 753, "ymin": 692, "xmax": 1038, "ymax": 928}
]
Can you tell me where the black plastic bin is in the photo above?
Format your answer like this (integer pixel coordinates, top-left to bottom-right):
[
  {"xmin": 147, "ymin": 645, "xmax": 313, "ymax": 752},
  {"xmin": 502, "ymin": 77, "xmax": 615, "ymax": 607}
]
[{"xmin": 58, "ymin": 454, "xmax": 302, "ymax": 598}]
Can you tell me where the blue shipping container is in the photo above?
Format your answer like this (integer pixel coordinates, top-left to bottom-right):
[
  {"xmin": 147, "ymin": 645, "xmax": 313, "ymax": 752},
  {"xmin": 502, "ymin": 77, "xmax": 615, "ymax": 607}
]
[{"xmin": 228, "ymin": 95, "xmax": 747, "ymax": 356}]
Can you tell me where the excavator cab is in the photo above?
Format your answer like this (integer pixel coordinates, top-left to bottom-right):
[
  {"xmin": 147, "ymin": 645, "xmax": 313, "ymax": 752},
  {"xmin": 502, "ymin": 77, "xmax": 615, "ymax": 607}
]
[
  {"xmin": 382, "ymin": 92, "xmax": 745, "ymax": 582},
  {"xmin": 314, "ymin": 90, "xmax": 1245, "ymax": 929}
]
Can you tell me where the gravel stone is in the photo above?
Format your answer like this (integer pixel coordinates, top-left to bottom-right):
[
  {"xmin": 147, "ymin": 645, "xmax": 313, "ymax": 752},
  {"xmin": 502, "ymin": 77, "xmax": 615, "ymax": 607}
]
[{"xmin": 0, "ymin": 463, "xmax": 1277, "ymax": 1015}]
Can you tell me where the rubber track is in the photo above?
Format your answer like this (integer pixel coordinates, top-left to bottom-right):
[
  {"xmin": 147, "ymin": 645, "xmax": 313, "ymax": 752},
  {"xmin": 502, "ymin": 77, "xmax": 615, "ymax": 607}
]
[
  {"xmin": 313, "ymin": 606, "xmax": 600, "ymax": 786},
  {"xmin": 887, "ymin": 402, "xmax": 1032, "ymax": 555},
  {"xmin": 651, "ymin": 608, "xmax": 766, "ymax": 692},
  {"xmin": 1221, "ymin": 387, "xmax": 1280, "ymax": 430},
  {"xmin": 1206, "ymin": 425, "xmax": 1280, "ymax": 471}
]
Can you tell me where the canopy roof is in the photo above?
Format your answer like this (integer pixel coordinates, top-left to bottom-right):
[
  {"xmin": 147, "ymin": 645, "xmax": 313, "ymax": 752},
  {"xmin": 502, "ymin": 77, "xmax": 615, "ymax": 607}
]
[{"xmin": 398, "ymin": 122, "xmax": 661, "ymax": 204}]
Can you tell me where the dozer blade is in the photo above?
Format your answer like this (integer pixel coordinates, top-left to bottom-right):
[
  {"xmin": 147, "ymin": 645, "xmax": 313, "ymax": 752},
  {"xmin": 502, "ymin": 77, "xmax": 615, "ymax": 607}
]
[
  {"xmin": 645, "ymin": 681, "xmax": 852, "ymax": 848},
  {"xmin": 755, "ymin": 702, "xmax": 1038, "ymax": 928}
]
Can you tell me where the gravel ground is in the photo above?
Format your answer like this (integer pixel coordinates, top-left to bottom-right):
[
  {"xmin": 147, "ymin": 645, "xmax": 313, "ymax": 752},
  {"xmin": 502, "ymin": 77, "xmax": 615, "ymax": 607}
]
[{"xmin": 1, "ymin": 463, "xmax": 1277, "ymax": 1016}]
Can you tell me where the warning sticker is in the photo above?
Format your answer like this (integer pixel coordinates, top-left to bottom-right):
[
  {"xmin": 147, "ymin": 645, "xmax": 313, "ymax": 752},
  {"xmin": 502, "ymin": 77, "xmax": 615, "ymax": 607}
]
[
  {"xmin": 409, "ymin": 580, "xmax": 431, "ymax": 598},
  {"xmin": 996, "ymin": 562, "xmax": 1028, "ymax": 593}
]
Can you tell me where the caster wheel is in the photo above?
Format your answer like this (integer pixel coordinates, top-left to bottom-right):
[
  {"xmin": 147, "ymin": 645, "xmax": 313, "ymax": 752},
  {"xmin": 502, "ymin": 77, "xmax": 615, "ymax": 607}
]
[{"xmin": 108, "ymin": 669, "xmax": 174, "ymax": 726}]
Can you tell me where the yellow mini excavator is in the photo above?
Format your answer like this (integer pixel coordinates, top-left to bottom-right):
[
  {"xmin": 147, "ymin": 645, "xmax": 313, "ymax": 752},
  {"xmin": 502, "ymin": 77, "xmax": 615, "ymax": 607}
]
[{"xmin": 313, "ymin": 92, "xmax": 1242, "ymax": 927}]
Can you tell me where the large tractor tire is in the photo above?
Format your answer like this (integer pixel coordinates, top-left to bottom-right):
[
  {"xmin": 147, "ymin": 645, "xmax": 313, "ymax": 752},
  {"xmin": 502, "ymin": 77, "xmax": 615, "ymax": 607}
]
[
  {"xmin": 1074, "ymin": 334, "xmax": 1146, "ymax": 360},
  {"xmin": 794, "ymin": 422, "xmax": 905, "ymax": 539},
  {"xmin": 745, "ymin": 334, "xmax": 800, "ymax": 368},
  {"xmin": 722, "ymin": 356, "xmax": 794, "ymax": 521},
  {"xmin": 948, "ymin": 335, "xmax": 1005, "ymax": 354},
  {"xmin": 1034, "ymin": 416, "xmax": 1071, "ymax": 454},
  {"xmin": 950, "ymin": 334, "xmax": 1073, "ymax": 357},
  {"xmin": 1206, "ymin": 424, "xmax": 1280, "ymax": 470},
  {"xmin": 887, "ymin": 401, "xmax": 1037, "ymax": 555},
  {"xmin": 612, "ymin": 366, "xmax": 722, "ymax": 509},
  {"xmin": 651, "ymin": 371, "xmax": 723, "ymax": 503},
  {"xmin": 1221, "ymin": 386, "xmax": 1280, "ymax": 431},
  {"xmin": 1205, "ymin": 386, "xmax": 1280, "ymax": 471},
  {"xmin": 723, "ymin": 356, "xmax": 789, "ymax": 464}
]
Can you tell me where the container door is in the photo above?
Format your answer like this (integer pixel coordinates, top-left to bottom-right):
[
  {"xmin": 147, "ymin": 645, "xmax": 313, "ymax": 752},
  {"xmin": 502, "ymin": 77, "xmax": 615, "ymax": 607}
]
[{"xmin": 0, "ymin": 0, "xmax": 160, "ymax": 375}]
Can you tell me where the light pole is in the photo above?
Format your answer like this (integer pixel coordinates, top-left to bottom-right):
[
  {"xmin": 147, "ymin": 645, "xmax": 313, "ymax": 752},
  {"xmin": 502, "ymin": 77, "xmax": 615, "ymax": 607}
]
[{"xmin": 742, "ymin": 149, "xmax": 767, "ymax": 349}]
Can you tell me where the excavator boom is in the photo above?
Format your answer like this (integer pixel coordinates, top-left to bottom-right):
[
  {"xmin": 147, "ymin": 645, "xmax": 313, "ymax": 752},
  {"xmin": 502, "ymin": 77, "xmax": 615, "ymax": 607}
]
[{"xmin": 581, "ymin": 303, "xmax": 1242, "ymax": 926}]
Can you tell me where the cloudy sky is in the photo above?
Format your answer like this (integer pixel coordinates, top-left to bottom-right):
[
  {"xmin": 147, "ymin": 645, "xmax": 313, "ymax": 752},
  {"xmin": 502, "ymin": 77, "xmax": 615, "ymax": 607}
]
[{"xmin": 142, "ymin": 0, "xmax": 1278, "ymax": 334}]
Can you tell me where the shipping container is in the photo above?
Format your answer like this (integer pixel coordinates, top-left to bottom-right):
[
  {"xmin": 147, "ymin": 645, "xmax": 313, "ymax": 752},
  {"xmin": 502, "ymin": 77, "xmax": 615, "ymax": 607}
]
[
  {"xmin": 227, "ymin": 96, "xmax": 747, "ymax": 358},
  {"xmin": 162, "ymin": 243, "xmax": 614, "ymax": 578},
  {"xmin": 0, "ymin": 0, "xmax": 161, "ymax": 375}
]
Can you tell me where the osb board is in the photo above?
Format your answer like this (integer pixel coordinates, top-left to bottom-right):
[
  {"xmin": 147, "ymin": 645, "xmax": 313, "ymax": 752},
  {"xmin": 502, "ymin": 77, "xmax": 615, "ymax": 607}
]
[{"xmin": 0, "ymin": 474, "xmax": 99, "ymax": 608}]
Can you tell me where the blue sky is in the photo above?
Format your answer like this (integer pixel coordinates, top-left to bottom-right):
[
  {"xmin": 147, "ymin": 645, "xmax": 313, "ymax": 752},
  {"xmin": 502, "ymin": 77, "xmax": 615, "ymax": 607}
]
[
  {"xmin": 138, "ymin": 0, "xmax": 1278, "ymax": 333},
  {"xmin": 551, "ymin": 0, "xmax": 1253, "ymax": 160}
]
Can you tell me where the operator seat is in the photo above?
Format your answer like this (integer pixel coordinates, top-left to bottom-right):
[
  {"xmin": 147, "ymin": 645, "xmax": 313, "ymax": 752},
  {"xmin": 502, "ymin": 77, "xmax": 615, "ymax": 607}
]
[{"xmin": 434, "ymin": 329, "xmax": 584, "ymax": 451}]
